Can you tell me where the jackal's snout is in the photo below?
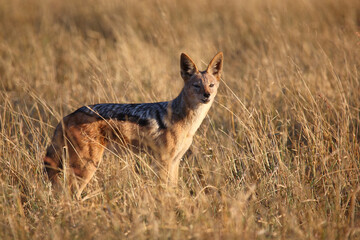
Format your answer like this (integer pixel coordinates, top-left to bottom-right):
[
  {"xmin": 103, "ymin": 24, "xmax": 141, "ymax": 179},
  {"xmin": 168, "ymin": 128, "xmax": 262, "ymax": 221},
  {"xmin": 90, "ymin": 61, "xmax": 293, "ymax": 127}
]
[
  {"xmin": 203, "ymin": 92, "xmax": 210, "ymax": 98},
  {"xmin": 202, "ymin": 92, "xmax": 211, "ymax": 103}
]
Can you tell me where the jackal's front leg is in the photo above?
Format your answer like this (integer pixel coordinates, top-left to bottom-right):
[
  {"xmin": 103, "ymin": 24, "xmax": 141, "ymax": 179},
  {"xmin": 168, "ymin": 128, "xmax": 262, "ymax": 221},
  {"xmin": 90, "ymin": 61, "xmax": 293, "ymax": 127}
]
[
  {"xmin": 154, "ymin": 153, "xmax": 178, "ymax": 187},
  {"xmin": 162, "ymin": 139, "xmax": 193, "ymax": 186}
]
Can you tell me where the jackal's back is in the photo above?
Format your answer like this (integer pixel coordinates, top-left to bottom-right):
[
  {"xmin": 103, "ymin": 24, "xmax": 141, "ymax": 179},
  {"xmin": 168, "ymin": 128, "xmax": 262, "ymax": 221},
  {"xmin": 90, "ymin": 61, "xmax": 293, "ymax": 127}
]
[{"xmin": 76, "ymin": 102, "xmax": 168, "ymax": 130}]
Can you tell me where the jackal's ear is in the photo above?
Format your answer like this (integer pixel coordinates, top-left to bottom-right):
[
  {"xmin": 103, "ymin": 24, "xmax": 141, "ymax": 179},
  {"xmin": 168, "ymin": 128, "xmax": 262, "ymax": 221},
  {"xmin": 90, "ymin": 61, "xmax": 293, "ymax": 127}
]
[
  {"xmin": 207, "ymin": 52, "xmax": 223, "ymax": 81},
  {"xmin": 180, "ymin": 53, "xmax": 198, "ymax": 81}
]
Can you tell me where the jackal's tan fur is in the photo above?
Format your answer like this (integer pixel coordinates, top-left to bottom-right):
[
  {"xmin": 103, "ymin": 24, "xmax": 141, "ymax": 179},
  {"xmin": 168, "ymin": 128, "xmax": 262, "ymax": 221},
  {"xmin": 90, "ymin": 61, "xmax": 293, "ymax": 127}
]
[{"xmin": 44, "ymin": 52, "xmax": 223, "ymax": 198}]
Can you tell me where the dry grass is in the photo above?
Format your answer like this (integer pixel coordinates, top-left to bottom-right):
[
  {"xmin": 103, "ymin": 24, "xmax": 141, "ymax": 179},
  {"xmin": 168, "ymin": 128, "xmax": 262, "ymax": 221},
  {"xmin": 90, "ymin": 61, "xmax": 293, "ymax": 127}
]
[{"xmin": 0, "ymin": 0, "xmax": 360, "ymax": 239}]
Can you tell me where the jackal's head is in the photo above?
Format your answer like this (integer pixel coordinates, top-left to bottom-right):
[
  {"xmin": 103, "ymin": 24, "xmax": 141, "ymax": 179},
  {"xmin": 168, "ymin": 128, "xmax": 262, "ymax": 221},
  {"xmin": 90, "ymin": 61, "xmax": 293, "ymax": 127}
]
[{"xmin": 180, "ymin": 52, "xmax": 223, "ymax": 106}]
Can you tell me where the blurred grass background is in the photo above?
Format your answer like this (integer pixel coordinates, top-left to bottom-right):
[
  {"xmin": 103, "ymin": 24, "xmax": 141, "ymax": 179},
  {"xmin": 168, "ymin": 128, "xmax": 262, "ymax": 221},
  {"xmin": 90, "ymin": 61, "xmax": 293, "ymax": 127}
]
[{"xmin": 0, "ymin": 0, "xmax": 359, "ymax": 239}]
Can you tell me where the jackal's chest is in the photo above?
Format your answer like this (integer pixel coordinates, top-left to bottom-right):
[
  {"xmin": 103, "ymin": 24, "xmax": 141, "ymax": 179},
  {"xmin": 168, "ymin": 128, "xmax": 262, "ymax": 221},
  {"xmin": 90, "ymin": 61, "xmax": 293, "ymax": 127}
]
[{"xmin": 186, "ymin": 103, "xmax": 212, "ymax": 137}]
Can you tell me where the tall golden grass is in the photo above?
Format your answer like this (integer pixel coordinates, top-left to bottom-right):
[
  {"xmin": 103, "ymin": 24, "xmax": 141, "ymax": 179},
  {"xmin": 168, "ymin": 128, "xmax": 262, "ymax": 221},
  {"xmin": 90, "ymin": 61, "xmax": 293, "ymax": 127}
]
[{"xmin": 0, "ymin": 0, "xmax": 359, "ymax": 239}]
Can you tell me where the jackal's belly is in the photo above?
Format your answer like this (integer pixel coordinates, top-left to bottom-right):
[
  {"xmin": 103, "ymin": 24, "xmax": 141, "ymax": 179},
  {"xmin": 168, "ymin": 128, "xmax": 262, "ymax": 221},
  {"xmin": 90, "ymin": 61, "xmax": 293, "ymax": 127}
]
[{"xmin": 104, "ymin": 119, "xmax": 163, "ymax": 156}]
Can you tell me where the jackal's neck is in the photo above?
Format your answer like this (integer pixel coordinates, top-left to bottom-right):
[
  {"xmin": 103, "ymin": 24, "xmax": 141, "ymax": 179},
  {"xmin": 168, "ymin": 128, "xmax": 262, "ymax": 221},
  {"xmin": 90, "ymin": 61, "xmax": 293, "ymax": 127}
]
[{"xmin": 170, "ymin": 89, "xmax": 213, "ymax": 133}]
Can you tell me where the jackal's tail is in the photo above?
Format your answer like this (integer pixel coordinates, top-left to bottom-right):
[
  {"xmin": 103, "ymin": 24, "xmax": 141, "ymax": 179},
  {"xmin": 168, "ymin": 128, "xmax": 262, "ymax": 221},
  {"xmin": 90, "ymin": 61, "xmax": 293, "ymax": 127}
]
[{"xmin": 44, "ymin": 124, "xmax": 65, "ymax": 184}]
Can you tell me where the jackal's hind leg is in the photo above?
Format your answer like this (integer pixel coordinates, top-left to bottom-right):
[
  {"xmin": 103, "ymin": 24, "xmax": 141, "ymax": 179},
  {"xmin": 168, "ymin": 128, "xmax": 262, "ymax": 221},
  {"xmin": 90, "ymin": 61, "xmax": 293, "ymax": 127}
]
[
  {"xmin": 74, "ymin": 163, "xmax": 99, "ymax": 200},
  {"xmin": 63, "ymin": 133, "xmax": 106, "ymax": 200}
]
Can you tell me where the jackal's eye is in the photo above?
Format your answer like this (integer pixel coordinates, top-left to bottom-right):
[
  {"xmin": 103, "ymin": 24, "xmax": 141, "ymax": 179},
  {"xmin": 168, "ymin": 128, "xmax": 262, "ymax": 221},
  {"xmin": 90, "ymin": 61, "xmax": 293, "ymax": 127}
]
[
  {"xmin": 192, "ymin": 84, "xmax": 200, "ymax": 89},
  {"xmin": 209, "ymin": 83, "xmax": 215, "ymax": 88}
]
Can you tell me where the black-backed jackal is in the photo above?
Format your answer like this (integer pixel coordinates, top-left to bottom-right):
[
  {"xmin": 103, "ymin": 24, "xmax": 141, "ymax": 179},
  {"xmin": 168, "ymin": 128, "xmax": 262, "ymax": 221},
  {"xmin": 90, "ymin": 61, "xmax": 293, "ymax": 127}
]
[{"xmin": 44, "ymin": 52, "xmax": 223, "ymax": 199}]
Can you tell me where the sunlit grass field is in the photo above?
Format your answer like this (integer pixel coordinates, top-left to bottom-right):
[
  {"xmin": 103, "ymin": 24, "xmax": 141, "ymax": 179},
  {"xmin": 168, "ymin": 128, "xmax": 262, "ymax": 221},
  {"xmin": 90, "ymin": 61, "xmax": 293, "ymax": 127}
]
[{"xmin": 0, "ymin": 0, "xmax": 359, "ymax": 239}]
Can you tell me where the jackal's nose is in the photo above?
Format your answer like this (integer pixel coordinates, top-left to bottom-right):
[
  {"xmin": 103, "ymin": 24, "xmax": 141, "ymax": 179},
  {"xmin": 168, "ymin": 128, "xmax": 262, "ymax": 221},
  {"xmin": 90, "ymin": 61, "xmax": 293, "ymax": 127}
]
[{"xmin": 203, "ymin": 93, "xmax": 210, "ymax": 98}]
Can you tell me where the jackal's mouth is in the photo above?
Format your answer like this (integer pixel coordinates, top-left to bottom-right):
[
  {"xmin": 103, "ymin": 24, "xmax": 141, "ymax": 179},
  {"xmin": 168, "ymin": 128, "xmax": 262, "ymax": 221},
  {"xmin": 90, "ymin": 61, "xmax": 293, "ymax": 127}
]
[{"xmin": 201, "ymin": 98, "xmax": 210, "ymax": 103}]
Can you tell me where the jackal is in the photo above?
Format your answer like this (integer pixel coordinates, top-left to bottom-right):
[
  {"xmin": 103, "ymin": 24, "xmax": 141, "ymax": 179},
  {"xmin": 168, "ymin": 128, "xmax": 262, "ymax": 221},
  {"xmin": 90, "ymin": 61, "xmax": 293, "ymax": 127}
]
[{"xmin": 44, "ymin": 52, "xmax": 223, "ymax": 198}]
